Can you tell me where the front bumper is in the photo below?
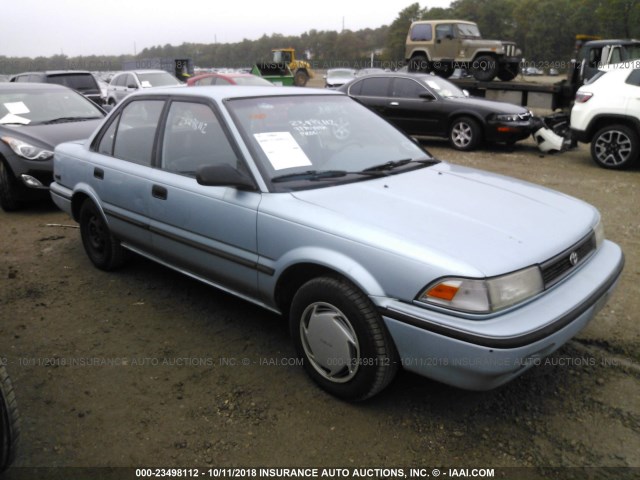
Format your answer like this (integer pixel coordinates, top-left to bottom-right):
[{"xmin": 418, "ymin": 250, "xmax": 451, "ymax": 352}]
[
  {"xmin": 486, "ymin": 120, "xmax": 534, "ymax": 143},
  {"xmin": 379, "ymin": 240, "xmax": 624, "ymax": 390}
]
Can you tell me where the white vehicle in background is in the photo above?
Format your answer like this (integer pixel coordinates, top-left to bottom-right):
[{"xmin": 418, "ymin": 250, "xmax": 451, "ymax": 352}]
[
  {"xmin": 106, "ymin": 70, "xmax": 183, "ymax": 105},
  {"xmin": 570, "ymin": 65, "xmax": 640, "ymax": 169}
]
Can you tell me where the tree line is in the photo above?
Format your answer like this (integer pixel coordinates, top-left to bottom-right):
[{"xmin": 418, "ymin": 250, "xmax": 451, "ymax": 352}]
[{"xmin": 1, "ymin": 0, "xmax": 638, "ymax": 74}]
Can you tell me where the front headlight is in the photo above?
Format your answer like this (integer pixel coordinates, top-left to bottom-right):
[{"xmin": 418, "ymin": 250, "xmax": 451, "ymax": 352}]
[
  {"xmin": 1, "ymin": 137, "xmax": 53, "ymax": 161},
  {"xmin": 419, "ymin": 266, "xmax": 544, "ymax": 314},
  {"xmin": 492, "ymin": 113, "xmax": 521, "ymax": 122}
]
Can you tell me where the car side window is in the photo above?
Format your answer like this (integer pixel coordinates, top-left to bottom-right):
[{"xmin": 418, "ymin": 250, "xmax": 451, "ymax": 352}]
[
  {"xmin": 359, "ymin": 77, "xmax": 390, "ymax": 97},
  {"xmin": 217, "ymin": 78, "xmax": 232, "ymax": 85},
  {"xmin": 625, "ymin": 69, "xmax": 640, "ymax": 86},
  {"xmin": 160, "ymin": 101, "xmax": 240, "ymax": 176},
  {"xmin": 410, "ymin": 24, "xmax": 432, "ymax": 42},
  {"xmin": 111, "ymin": 100, "xmax": 164, "ymax": 166},
  {"xmin": 391, "ymin": 78, "xmax": 426, "ymax": 99},
  {"xmin": 436, "ymin": 24, "xmax": 454, "ymax": 40}
]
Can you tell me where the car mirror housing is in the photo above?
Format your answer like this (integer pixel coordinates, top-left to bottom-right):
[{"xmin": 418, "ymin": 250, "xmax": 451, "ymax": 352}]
[{"xmin": 196, "ymin": 164, "xmax": 255, "ymax": 190}]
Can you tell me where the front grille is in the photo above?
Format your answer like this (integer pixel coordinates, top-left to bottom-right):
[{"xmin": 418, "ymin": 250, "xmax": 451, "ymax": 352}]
[
  {"xmin": 540, "ymin": 232, "xmax": 596, "ymax": 288},
  {"xmin": 503, "ymin": 43, "xmax": 517, "ymax": 57}
]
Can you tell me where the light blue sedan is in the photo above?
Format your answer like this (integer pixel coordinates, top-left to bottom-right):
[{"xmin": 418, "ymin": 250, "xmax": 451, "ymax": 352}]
[{"xmin": 50, "ymin": 86, "xmax": 624, "ymax": 401}]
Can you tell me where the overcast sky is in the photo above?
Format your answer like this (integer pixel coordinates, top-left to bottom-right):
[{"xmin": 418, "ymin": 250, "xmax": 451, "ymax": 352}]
[{"xmin": 1, "ymin": 0, "xmax": 452, "ymax": 58}]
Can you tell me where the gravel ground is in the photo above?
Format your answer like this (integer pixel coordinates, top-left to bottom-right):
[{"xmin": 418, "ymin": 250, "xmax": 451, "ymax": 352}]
[{"xmin": 0, "ymin": 100, "xmax": 638, "ymax": 479}]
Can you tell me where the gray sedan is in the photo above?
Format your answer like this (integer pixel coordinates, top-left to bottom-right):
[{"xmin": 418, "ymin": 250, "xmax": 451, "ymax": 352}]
[{"xmin": 50, "ymin": 86, "xmax": 624, "ymax": 401}]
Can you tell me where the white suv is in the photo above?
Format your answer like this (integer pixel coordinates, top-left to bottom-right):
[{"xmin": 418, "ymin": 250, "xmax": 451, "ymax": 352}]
[{"xmin": 570, "ymin": 66, "xmax": 640, "ymax": 169}]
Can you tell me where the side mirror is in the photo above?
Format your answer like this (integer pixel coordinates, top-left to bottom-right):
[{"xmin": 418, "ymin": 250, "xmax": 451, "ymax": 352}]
[
  {"xmin": 196, "ymin": 164, "xmax": 256, "ymax": 190},
  {"xmin": 127, "ymin": 84, "xmax": 138, "ymax": 89}
]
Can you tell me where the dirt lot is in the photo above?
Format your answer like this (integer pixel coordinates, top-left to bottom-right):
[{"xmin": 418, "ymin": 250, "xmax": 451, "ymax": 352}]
[{"xmin": 0, "ymin": 127, "xmax": 639, "ymax": 477}]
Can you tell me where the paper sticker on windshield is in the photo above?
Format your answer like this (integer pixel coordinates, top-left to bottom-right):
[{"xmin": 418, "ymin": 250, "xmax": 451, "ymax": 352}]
[
  {"xmin": 4, "ymin": 102, "xmax": 30, "ymax": 115},
  {"xmin": 254, "ymin": 132, "xmax": 312, "ymax": 171},
  {"xmin": 0, "ymin": 113, "xmax": 30, "ymax": 125},
  {"xmin": 426, "ymin": 80, "xmax": 441, "ymax": 90},
  {"xmin": 140, "ymin": 81, "xmax": 152, "ymax": 88}
]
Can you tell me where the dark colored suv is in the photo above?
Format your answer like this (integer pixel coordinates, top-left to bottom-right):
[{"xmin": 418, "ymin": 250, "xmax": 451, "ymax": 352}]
[{"xmin": 10, "ymin": 71, "xmax": 103, "ymax": 105}]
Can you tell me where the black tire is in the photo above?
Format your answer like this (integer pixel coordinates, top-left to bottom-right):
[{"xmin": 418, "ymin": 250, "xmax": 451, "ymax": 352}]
[
  {"xmin": 0, "ymin": 365, "xmax": 20, "ymax": 472},
  {"xmin": 79, "ymin": 199, "xmax": 125, "ymax": 271},
  {"xmin": 433, "ymin": 63, "xmax": 454, "ymax": 79},
  {"xmin": 472, "ymin": 55, "xmax": 499, "ymax": 82},
  {"xmin": 294, "ymin": 70, "xmax": 309, "ymax": 87},
  {"xmin": 449, "ymin": 116, "xmax": 482, "ymax": 151},
  {"xmin": 408, "ymin": 55, "xmax": 429, "ymax": 73},
  {"xmin": 289, "ymin": 275, "xmax": 398, "ymax": 401},
  {"xmin": 590, "ymin": 124, "xmax": 640, "ymax": 170},
  {"xmin": 0, "ymin": 161, "xmax": 21, "ymax": 212},
  {"xmin": 497, "ymin": 62, "xmax": 519, "ymax": 81}
]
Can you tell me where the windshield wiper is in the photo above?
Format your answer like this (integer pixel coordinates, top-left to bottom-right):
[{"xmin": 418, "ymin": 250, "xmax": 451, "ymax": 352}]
[
  {"xmin": 271, "ymin": 169, "xmax": 387, "ymax": 183},
  {"xmin": 362, "ymin": 157, "xmax": 439, "ymax": 173},
  {"xmin": 42, "ymin": 116, "xmax": 102, "ymax": 125}
]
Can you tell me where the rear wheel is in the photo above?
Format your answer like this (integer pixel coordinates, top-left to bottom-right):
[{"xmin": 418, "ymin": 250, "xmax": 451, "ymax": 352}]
[
  {"xmin": 433, "ymin": 62, "xmax": 454, "ymax": 78},
  {"xmin": 0, "ymin": 365, "xmax": 19, "ymax": 472},
  {"xmin": 79, "ymin": 199, "xmax": 125, "ymax": 270},
  {"xmin": 294, "ymin": 70, "xmax": 309, "ymax": 87},
  {"xmin": 289, "ymin": 276, "xmax": 398, "ymax": 401},
  {"xmin": 590, "ymin": 124, "xmax": 640, "ymax": 169},
  {"xmin": 449, "ymin": 116, "xmax": 482, "ymax": 151}
]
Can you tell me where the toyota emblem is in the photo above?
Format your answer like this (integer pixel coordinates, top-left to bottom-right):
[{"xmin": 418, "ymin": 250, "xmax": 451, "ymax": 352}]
[{"xmin": 569, "ymin": 251, "xmax": 579, "ymax": 266}]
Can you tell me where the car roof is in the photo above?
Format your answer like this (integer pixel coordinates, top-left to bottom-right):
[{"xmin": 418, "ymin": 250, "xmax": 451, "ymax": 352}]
[
  {"xmin": 583, "ymin": 39, "xmax": 640, "ymax": 47},
  {"xmin": 126, "ymin": 85, "xmax": 342, "ymax": 101},
  {"xmin": 411, "ymin": 19, "xmax": 476, "ymax": 25},
  {"xmin": 116, "ymin": 70, "xmax": 169, "ymax": 75},
  {"xmin": 12, "ymin": 70, "xmax": 93, "ymax": 75},
  {"xmin": 0, "ymin": 82, "xmax": 74, "ymax": 92}
]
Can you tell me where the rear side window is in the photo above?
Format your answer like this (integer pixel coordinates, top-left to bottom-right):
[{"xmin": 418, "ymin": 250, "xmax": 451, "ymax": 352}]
[
  {"xmin": 410, "ymin": 24, "xmax": 432, "ymax": 42},
  {"xmin": 359, "ymin": 77, "xmax": 390, "ymax": 97},
  {"xmin": 47, "ymin": 74, "xmax": 98, "ymax": 92},
  {"xmin": 108, "ymin": 100, "xmax": 164, "ymax": 166}
]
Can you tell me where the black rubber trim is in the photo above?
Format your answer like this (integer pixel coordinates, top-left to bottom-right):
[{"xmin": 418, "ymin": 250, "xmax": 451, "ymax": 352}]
[
  {"xmin": 103, "ymin": 207, "xmax": 275, "ymax": 276},
  {"xmin": 380, "ymin": 253, "xmax": 624, "ymax": 349}
]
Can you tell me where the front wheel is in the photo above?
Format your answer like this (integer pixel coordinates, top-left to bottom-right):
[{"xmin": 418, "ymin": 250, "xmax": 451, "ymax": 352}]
[
  {"xmin": 590, "ymin": 124, "xmax": 640, "ymax": 169},
  {"xmin": 0, "ymin": 161, "xmax": 21, "ymax": 212},
  {"xmin": 289, "ymin": 276, "xmax": 398, "ymax": 401},
  {"xmin": 497, "ymin": 62, "xmax": 519, "ymax": 81},
  {"xmin": 449, "ymin": 116, "xmax": 482, "ymax": 151},
  {"xmin": 472, "ymin": 55, "xmax": 499, "ymax": 82},
  {"xmin": 79, "ymin": 199, "xmax": 126, "ymax": 270}
]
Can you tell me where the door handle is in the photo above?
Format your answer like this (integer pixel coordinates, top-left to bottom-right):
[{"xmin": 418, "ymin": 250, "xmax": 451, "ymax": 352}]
[
  {"xmin": 389, "ymin": 101, "xmax": 400, "ymax": 106},
  {"xmin": 94, "ymin": 168, "xmax": 104, "ymax": 180},
  {"xmin": 151, "ymin": 185, "xmax": 167, "ymax": 200}
]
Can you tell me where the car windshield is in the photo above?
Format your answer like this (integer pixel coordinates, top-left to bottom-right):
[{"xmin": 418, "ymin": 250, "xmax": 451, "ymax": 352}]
[
  {"xmin": 137, "ymin": 72, "xmax": 181, "ymax": 87},
  {"xmin": 456, "ymin": 23, "xmax": 481, "ymax": 39},
  {"xmin": 419, "ymin": 76, "xmax": 466, "ymax": 98},
  {"xmin": 226, "ymin": 94, "xmax": 436, "ymax": 191},
  {"xmin": 0, "ymin": 88, "xmax": 104, "ymax": 125}
]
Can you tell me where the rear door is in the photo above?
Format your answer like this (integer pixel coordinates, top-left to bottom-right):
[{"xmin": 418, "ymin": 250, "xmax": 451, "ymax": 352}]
[{"xmin": 87, "ymin": 98, "xmax": 165, "ymax": 247}]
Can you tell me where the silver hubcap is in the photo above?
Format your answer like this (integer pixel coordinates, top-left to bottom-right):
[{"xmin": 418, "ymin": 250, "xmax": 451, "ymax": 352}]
[
  {"xmin": 300, "ymin": 302, "xmax": 360, "ymax": 383},
  {"xmin": 594, "ymin": 130, "xmax": 632, "ymax": 166},
  {"xmin": 451, "ymin": 122, "xmax": 472, "ymax": 148}
]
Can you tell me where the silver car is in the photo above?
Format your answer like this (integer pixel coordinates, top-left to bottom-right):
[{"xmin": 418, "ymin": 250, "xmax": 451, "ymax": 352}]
[
  {"xmin": 50, "ymin": 86, "xmax": 624, "ymax": 401},
  {"xmin": 106, "ymin": 70, "xmax": 182, "ymax": 105}
]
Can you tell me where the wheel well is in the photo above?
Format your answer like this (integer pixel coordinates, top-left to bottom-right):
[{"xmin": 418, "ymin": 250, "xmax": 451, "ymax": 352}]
[
  {"xmin": 587, "ymin": 116, "xmax": 640, "ymax": 141},
  {"xmin": 447, "ymin": 113, "xmax": 484, "ymax": 135},
  {"xmin": 71, "ymin": 192, "xmax": 91, "ymax": 222},
  {"xmin": 274, "ymin": 263, "xmax": 348, "ymax": 317}
]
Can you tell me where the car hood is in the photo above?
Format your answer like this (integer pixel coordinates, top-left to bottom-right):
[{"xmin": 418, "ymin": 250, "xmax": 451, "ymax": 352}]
[
  {"xmin": 288, "ymin": 162, "xmax": 596, "ymax": 277},
  {"xmin": 1, "ymin": 119, "xmax": 103, "ymax": 148},
  {"xmin": 445, "ymin": 96, "xmax": 529, "ymax": 115}
]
